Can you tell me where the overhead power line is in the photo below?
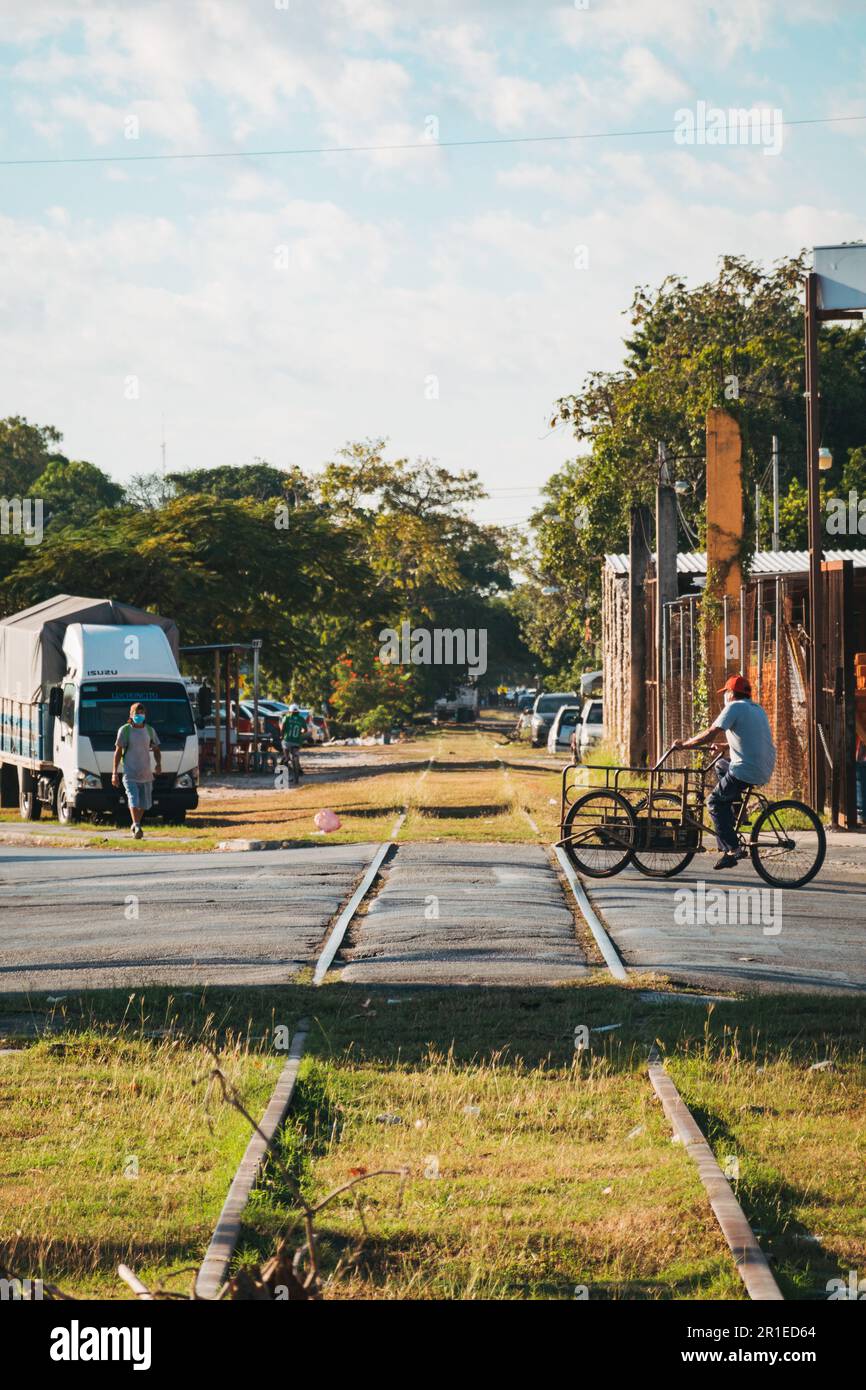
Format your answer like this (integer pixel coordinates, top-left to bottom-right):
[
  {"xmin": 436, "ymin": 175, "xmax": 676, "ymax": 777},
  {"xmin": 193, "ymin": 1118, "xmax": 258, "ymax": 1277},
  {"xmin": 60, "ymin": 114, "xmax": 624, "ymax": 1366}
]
[{"xmin": 0, "ymin": 112, "xmax": 864, "ymax": 168}]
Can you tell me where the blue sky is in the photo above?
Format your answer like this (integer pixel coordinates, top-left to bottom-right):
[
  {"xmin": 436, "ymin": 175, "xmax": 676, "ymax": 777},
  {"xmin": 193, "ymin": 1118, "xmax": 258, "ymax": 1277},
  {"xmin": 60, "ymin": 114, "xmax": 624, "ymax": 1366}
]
[{"xmin": 1, "ymin": 0, "xmax": 864, "ymax": 529}]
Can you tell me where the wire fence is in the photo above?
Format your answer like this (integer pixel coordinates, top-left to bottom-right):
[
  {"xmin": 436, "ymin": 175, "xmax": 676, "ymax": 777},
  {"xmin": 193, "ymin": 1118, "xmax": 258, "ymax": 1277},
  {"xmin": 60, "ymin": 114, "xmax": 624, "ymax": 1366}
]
[{"xmin": 662, "ymin": 581, "xmax": 809, "ymax": 800}]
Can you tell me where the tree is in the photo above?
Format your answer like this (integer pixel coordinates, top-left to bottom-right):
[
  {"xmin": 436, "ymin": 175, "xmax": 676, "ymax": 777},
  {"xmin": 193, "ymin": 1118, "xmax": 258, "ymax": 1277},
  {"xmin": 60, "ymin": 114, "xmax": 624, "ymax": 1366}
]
[
  {"xmin": 31, "ymin": 458, "xmax": 124, "ymax": 530},
  {"xmin": 529, "ymin": 253, "xmax": 866, "ymax": 678},
  {"xmin": 167, "ymin": 460, "xmax": 312, "ymax": 505},
  {"xmin": 0, "ymin": 416, "xmax": 67, "ymax": 496}
]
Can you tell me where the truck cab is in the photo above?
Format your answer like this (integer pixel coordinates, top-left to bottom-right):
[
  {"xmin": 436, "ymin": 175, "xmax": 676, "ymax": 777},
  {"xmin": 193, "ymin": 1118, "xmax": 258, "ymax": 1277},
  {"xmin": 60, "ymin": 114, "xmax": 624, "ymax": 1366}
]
[{"xmin": 48, "ymin": 624, "xmax": 199, "ymax": 824}]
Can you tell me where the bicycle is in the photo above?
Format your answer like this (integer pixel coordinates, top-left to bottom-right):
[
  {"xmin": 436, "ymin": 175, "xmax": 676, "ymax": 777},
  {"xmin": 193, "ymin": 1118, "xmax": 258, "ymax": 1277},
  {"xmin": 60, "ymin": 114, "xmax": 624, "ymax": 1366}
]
[{"xmin": 556, "ymin": 745, "xmax": 826, "ymax": 889}]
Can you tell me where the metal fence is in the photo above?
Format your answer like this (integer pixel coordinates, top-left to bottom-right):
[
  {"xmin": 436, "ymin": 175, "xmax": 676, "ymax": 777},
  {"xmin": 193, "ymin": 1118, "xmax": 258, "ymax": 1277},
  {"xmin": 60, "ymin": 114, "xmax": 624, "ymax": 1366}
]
[{"xmin": 661, "ymin": 580, "xmax": 809, "ymax": 800}]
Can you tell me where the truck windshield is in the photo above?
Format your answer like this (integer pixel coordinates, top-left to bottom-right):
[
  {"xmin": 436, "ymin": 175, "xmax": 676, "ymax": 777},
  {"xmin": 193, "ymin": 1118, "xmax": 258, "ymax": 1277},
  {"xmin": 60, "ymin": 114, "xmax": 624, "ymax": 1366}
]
[{"xmin": 79, "ymin": 681, "xmax": 195, "ymax": 741}]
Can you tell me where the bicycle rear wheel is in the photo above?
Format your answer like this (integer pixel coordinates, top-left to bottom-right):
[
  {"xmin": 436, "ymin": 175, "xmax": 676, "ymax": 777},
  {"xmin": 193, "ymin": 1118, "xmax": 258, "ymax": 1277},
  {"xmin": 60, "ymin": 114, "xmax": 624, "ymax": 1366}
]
[
  {"xmin": 561, "ymin": 789, "xmax": 636, "ymax": 878},
  {"xmin": 749, "ymin": 799, "xmax": 826, "ymax": 888},
  {"xmin": 631, "ymin": 791, "xmax": 697, "ymax": 878}
]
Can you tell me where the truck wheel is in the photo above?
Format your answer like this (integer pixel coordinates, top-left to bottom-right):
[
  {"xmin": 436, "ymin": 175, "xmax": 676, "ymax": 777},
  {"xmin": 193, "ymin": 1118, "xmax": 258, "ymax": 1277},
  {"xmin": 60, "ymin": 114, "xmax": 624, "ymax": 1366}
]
[
  {"xmin": 19, "ymin": 783, "xmax": 42, "ymax": 820},
  {"xmin": 163, "ymin": 809, "xmax": 187, "ymax": 825},
  {"xmin": 56, "ymin": 779, "xmax": 79, "ymax": 825}
]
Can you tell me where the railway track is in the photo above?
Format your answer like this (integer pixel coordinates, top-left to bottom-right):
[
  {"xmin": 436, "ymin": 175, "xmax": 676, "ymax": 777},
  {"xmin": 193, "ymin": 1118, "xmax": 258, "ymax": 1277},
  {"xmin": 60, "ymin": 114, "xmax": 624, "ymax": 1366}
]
[{"xmin": 195, "ymin": 805, "xmax": 783, "ymax": 1302}]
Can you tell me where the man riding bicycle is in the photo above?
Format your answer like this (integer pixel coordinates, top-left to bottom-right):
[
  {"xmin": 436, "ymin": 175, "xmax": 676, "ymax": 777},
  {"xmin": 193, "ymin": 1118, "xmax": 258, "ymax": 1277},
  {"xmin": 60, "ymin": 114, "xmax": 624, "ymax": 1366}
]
[
  {"xmin": 280, "ymin": 702, "xmax": 307, "ymax": 787},
  {"xmin": 672, "ymin": 673, "xmax": 776, "ymax": 871}
]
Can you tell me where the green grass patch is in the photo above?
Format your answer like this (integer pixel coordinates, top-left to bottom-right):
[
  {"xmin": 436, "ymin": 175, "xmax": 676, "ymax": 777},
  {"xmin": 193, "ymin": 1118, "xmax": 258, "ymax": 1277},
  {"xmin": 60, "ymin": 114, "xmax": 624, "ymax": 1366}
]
[{"xmin": 2, "ymin": 984, "xmax": 863, "ymax": 1300}]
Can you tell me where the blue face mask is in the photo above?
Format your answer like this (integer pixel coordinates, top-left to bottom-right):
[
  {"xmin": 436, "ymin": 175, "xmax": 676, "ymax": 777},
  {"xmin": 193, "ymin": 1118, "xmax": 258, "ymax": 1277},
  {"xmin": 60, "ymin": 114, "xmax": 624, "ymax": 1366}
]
[{"xmin": 132, "ymin": 713, "xmax": 146, "ymax": 726}]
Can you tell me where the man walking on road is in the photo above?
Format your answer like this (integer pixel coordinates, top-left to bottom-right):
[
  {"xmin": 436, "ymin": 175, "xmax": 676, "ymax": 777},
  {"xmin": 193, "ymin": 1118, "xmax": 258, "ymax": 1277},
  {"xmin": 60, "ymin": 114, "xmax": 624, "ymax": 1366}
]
[
  {"xmin": 673, "ymin": 673, "xmax": 776, "ymax": 871},
  {"xmin": 112, "ymin": 702, "xmax": 161, "ymax": 839},
  {"xmin": 280, "ymin": 702, "xmax": 306, "ymax": 787}
]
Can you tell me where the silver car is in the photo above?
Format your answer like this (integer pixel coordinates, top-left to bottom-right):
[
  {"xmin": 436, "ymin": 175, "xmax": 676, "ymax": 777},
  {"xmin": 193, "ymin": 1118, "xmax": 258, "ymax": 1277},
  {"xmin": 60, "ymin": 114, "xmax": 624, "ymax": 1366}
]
[{"xmin": 530, "ymin": 691, "xmax": 579, "ymax": 748}]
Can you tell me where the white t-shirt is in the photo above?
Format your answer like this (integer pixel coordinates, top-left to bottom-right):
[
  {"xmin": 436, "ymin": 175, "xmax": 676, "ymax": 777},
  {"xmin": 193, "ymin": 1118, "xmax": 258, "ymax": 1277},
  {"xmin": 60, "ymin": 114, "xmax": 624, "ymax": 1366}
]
[{"xmin": 712, "ymin": 699, "xmax": 775, "ymax": 786}]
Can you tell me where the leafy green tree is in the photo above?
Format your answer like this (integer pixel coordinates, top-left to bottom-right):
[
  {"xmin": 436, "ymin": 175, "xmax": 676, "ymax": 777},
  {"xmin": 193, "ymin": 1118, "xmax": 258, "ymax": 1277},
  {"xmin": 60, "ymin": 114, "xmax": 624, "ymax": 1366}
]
[
  {"xmin": 529, "ymin": 253, "xmax": 866, "ymax": 678},
  {"xmin": 0, "ymin": 416, "xmax": 67, "ymax": 495},
  {"xmin": 168, "ymin": 461, "xmax": 311, "ymax": 505},
  {"xmin": 31, "ymin": 458, "xmax": 124, "ymax": 530}
]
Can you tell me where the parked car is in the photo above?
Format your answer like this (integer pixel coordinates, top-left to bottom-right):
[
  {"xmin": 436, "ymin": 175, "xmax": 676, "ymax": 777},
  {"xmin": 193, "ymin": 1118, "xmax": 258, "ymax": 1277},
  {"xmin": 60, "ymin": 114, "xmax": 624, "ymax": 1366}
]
[
  {"xmin": 516, "ymin": 689, "xmax": 537, "ymax": 712},
  {"xmin": 530, "ymin": 691, "xmax": 579, "ymax": 747},
  {"xmin": 546, "ymin": 703, "xmax": 582, "ymax": 755},
  {"xmin": 572, "ymin": 697, "xmax": 604, "ymax": 762}
]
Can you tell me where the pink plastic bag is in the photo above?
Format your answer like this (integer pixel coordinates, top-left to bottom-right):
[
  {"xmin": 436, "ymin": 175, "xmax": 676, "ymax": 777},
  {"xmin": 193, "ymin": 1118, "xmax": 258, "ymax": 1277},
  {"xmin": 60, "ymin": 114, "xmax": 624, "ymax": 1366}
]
[{"xmin": 314, "ymin": 808, "xmax": 341, "ymax": 832}]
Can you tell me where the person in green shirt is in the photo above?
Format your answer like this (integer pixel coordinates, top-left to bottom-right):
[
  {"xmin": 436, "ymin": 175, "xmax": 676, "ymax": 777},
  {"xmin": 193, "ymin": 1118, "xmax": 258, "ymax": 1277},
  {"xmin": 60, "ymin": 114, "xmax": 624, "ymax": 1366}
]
[{"xmin": 280, "ymin": 703, "xmax": 306, "ymax": 786}]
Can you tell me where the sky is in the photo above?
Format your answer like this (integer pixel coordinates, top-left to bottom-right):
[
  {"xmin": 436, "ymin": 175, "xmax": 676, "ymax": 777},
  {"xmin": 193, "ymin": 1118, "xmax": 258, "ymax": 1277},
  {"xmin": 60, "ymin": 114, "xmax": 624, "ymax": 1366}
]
[{"xmin": 1, "ymin": 0, "xmax": 865, "ymax": 531}]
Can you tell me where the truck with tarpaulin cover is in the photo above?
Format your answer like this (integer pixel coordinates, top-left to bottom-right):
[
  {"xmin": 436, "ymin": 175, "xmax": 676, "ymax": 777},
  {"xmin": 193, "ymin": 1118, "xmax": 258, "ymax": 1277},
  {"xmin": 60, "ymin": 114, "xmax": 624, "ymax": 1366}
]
[{"xmin": 0, "ymin": 595, "xmax": 199, "ymax": 824}]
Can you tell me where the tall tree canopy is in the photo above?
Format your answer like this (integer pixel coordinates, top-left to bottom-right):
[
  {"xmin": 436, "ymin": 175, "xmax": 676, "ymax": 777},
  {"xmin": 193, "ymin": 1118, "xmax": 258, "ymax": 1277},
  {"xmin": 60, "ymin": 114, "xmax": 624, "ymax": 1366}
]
[{"xmin": 523, "ymin": 253, "xmax": 866, "ymax": 686}]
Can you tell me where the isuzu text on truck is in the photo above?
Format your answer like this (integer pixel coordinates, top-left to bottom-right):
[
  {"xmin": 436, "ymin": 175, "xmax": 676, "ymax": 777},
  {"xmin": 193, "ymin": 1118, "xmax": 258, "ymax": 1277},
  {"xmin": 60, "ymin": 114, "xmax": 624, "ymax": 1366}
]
[{"xmin": 0, "ymin": 595, "xmax": 199, "ymax": 825}]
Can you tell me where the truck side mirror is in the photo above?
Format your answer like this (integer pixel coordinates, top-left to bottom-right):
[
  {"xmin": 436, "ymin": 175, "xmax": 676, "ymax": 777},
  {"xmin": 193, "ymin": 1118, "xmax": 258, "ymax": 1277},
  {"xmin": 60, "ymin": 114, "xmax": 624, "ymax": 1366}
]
[{"xmin": 48, "ymin": 686, "xmax": 63, "ymax": 718}]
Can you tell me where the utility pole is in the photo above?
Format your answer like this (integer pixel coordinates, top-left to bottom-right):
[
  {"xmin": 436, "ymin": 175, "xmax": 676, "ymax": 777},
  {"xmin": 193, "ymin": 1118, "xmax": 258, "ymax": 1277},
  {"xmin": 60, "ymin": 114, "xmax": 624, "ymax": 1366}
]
[
  {"xmin": 755, "ymin": 483, "xmax": 761, "ymax": 550},
  {"xmin": 805, "ymin": 272, "xmax": 824, "ymax": 812},
  {"xmin": 655, "ymin": 443, "xmax": 678, "ymax": 757},
  {"xmin": 160, "ymin": 415, "xmax": 166, "ymax": 476},
  {"xmin": 628, "ymin": 503, "xmax": 652, "ymax": 766},
  {"xmin": 771, "ymin": 435, "xmax": 780, "ymax": 552}
]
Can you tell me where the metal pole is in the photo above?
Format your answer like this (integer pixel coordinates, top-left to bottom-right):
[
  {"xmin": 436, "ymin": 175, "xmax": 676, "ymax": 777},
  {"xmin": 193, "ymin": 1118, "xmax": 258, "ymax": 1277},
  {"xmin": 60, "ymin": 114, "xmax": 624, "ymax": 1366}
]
[
  {"xmin": 661, "ymin": 602, "xmax": 668, "ymax": 751},
  {"xmin": 771, "ymin": 435, "xmax": 780, "ymax": 552},
  {"xmin": 805, "ymin": 272, "xmax": 824, "ymax": 811},
  {"xmin": 756, "ymin": 579, "xmax": 764, "ymax": 703},
  {"xmin": 214, "ymin": 650, "xmax": 221, "ymax": 776},
  {"xmin": 755, "ymin": 483, "xmax": 761, "ymax": 551},
  {"xmin": 252, "ymin": 638, "xmax": 262, "ymax": 773},
  {"xmin": 774, "ymin": 578, "xmax": 781, "ymax": 748},
  {"xmin": 679, "ymin": 605, "xmax": 685, "ymax": 738},
  {"xmin": 689, "ymin": 595, "xmax": 696, "ymax": 734}
]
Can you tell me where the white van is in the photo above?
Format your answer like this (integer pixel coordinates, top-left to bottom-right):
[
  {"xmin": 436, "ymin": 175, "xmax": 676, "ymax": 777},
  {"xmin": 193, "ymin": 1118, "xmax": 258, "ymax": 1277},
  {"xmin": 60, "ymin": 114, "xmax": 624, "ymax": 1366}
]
[{"xmin": 573, "ymin": 698, "xmax": 604, "ymax": 762}]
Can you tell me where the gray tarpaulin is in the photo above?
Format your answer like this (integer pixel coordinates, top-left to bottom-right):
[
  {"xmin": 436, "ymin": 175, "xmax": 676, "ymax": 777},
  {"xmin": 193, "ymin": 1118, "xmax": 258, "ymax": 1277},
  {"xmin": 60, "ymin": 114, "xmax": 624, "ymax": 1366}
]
[{"xmin": 0, "ymin": 595, "xmax": 179, "ymax": 702}]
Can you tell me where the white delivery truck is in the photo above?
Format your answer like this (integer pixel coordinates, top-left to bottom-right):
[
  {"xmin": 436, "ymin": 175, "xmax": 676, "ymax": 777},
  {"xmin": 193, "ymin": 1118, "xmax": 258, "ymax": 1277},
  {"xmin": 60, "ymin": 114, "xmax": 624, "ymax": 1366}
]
[
  {"xmin": 0, "ymin": 594, "xmax": 199, "ymax": 825},
  {"xmin": 433, "ymin": 683, "xmax": 478, "ymax": 724}
]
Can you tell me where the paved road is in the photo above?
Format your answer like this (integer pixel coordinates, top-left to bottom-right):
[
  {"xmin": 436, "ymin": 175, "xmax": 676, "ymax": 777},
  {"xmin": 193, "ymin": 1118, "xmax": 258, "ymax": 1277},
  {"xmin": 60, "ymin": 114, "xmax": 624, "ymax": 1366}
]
[
  {"xmin": 340, "ymin": 843, "xmax": 588, "ymax": 985},
  {"xmin": 583, "ymin": 841, "xmax": 866, "ymax": 994},
  {"xmin": 0, "ymin": 845, "xmax": 376, "ymax": 992},
  {"xmin": 2, "ymin": 835, "xmax": 861, "ymax": 998}
]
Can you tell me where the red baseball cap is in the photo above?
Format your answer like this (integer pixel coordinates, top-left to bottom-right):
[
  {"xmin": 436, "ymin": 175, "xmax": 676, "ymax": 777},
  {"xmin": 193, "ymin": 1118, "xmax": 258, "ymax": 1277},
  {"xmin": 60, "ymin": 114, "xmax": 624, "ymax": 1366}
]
[{"xmin": 718, "ymin": 673, "xmax": 751, "ymax": 696}]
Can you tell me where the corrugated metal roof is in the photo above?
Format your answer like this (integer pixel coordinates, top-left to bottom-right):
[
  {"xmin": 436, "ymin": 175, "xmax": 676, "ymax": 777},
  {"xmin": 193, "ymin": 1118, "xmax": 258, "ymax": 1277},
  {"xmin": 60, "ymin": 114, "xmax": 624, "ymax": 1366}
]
[{"xmin": 605, "ymin": 549, "xmax": 866, "ymax": 576}]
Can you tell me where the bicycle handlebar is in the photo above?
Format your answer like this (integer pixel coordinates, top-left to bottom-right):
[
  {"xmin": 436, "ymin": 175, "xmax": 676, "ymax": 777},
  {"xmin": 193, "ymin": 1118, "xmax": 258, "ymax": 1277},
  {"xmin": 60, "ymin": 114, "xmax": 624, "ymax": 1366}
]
[{"xmin": 652, "ymin": 743, "xmax": 727, "ymax": 774}]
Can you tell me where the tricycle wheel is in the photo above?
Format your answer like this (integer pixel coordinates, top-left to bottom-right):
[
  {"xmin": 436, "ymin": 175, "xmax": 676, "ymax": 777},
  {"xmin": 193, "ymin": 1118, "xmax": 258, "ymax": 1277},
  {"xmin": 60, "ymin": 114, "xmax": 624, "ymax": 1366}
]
[
  {"xmin": 631, "ymin": 791, "xmax": 696, "ymax": 878},
  {"xmin": 560, "ymin": 789, "xmax": 636, "ymax": 877}
]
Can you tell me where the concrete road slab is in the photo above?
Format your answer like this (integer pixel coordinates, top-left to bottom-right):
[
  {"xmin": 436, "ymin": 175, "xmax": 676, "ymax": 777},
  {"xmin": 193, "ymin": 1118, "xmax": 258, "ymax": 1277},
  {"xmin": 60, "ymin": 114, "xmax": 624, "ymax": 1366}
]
[
  {"xmin": 339, "ymin": 842, "xmax": 587, "ymax": 985},
  {"xmin": 0, "ymin": 844, "xmax": 377, "ymax": 992},
  {"xmin": 583, "ymin": 855, "xmax": 866, "ymax": 994}
]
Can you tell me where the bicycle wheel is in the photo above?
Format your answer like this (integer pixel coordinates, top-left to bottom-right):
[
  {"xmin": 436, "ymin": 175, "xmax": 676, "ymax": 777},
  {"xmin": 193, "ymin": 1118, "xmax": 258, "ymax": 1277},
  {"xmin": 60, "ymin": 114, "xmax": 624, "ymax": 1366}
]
[
  {"xmin": 561, "ymin": 789, "xmax": 636, "ymax": 878},
  {"xmin": 631, "ymin": 791, "xmax": 697, "ymax": 879},
  {"xmin": 749, "ymin": 799, "xmax": 826, "ymax": 888}
]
